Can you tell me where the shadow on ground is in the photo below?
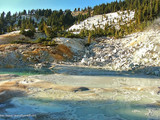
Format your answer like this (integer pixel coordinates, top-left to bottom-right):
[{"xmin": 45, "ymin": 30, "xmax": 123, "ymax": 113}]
[
  {"xmin": 52, "ymin": 65, "xmax": 160, "ymax": 79},
  {"xmin": 0, "ymin": 65, "xmax": 159, "ymax": 79}
]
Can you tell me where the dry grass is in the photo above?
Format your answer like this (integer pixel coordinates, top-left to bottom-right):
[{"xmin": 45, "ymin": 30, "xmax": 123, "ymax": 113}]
[{"xmin": 0, "ymin": 34, "xmax": 29, "ymax": 44}]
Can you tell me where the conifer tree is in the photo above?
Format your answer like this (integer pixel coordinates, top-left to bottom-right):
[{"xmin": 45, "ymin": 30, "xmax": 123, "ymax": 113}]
[
  {"xmin": 138, "ymin": 9, "xmax": 142, "ymax": 24},
  {"xmin": 92, "ymin": 24, "xmax": 96, "ymax": 30},
  {"xmin": 155, "ymin": 0, "xmax": 159, "ymax": 15},
  {"xmin": 150, "ymin": 0, "xmax": 153, "ymax": 19},
  {"xmin": 88, "ymin": 32, "xmax": 91, "ymax": 44}
]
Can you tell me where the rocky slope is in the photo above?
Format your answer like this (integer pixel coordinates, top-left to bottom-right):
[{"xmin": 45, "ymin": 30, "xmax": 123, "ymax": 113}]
[
  {"xmin": 0, "ymin": 37, "xmax": 86, "ymax": 69},
  {"xmin": 0, "ymin": 27, "xmax": 160, "ymax": 76},
  {"xmin": 0, "ymin": 44, "xmax": 73, "ymax": 69},
  {"xmin": 78, "ymin": 28, "xmax": 160, "ymax": 76}
]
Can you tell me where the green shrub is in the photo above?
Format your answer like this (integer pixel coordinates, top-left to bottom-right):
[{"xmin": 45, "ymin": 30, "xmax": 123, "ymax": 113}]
[
  {"xmin": 34, "ymin": 37, "xmax": 47, "ymax": 43},
  {"xmin": 34, "ymin": 37, "xmax": 55, "ymax": 46},
  {"xmin": 20, "ymin": 29, "xmax": 35, "ymax": 38},
  {"xmin": 64, "ymin": 33, "xmax": 80, "ymax": 38}
]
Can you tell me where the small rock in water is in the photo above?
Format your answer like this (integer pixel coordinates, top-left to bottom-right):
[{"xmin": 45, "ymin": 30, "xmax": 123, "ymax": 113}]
[{"xmin": 73, "ymin": 87, "xmax": 90, "ymax": 92}]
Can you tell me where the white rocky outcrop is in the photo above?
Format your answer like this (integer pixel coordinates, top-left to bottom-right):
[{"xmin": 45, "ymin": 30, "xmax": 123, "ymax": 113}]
[
  {"xmin": 68, "ymin": 11, "xmax": 135, "ymax": 32},
  {"xmin": 77, "ymin": 29, "xmax": 160, "ymax": 76}
]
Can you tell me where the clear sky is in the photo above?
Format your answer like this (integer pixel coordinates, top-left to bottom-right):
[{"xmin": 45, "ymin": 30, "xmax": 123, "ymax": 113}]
[{"xmin": 0, "ymin": 0, "xmax": 115, "ymax": 14}]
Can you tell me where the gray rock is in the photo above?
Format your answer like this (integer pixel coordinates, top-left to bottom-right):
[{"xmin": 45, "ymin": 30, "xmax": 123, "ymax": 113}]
[{"xmin": 72, "ymin": 87, "xmax": 90, "ymax": 92}]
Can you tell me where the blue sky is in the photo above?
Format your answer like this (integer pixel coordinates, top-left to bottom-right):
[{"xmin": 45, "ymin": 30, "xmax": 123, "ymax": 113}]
[{"xmin": 0, "ymin": 0, "xmax": 115, "ymax": 14}]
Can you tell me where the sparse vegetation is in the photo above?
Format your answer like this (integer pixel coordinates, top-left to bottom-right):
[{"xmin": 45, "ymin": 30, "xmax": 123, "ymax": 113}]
[
  {"xmin": 11, "ymin": 37, "xmax": 56, "ymax": 46},
  {"xmin": 34, "ymin": 37, "xmax": 56, "ymax": 46}
]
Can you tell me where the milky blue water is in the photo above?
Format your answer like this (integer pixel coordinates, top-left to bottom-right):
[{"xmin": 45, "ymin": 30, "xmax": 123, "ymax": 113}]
[{"xmin": 0, "ymin": 68, "xmax": 53, "ymax": 76}]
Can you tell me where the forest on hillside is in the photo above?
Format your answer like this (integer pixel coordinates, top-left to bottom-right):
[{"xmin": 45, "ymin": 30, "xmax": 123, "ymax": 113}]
[{"xmin": 0, "ymin": 0, "xmax": 159, "ymax": 40}]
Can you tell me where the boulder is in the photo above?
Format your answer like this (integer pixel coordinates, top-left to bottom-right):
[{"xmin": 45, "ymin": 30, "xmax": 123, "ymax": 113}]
[
  {"xmin": 53, "ymin": 37, "xmax": 85, "ymax": 54},
  {"xmin": 81, "ymin": 58, "xmax": 88, "ymax": 64}
]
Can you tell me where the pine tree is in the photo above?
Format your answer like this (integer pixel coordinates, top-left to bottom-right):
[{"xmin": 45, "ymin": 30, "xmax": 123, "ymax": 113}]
[
  {"xmin": 92, "ymin": 24, "xmax": 96, "ymax": 30},
  {"xmin": 115, "ymin": 30, "xmax": 119, "ymax": 39},
  {"xmin": 6, "ymin": 11, "xmax": 11, "ymax": 22},
  {"xmin": 22, "ymin": 10, "xmax": 27, "ymax": 15},
  {"xmin": 138, "ymin": 9, "xmax": 142, "ymax": 24},
  {"xmin": 88, "ymin": 32, "xmax": 91, "ymax": 44},
  {"xmin": 155, "ymin": 0, "xmax": 159, "ymax": 15},
  {"xmin": 1, "ymin": 12, "xmax": 5, "ymax": 22},
  {"xmin": 150, "ymin": 0, "xmax": 153, "ymax": 19},
  {"xmin": 74, "ymin": 8, "xmax": 77, "ymax": 12},
  {"xmin": 119, "ymin": 30, "xmax": 123, "ymax": 38},
  {"xmin": 30, "ymin": 24, "xmax": 36, "ymax": 32},
  {"xmin": 88, "ymin": 9, "xmax": 91, "ymax": 17},
  {"xmin": 44, "ymin": 26, "xmax": 52, "ymax": 38},
  {"xmin": 104, "ymin": 23, "xmax": 109, "ymax": 31}
]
